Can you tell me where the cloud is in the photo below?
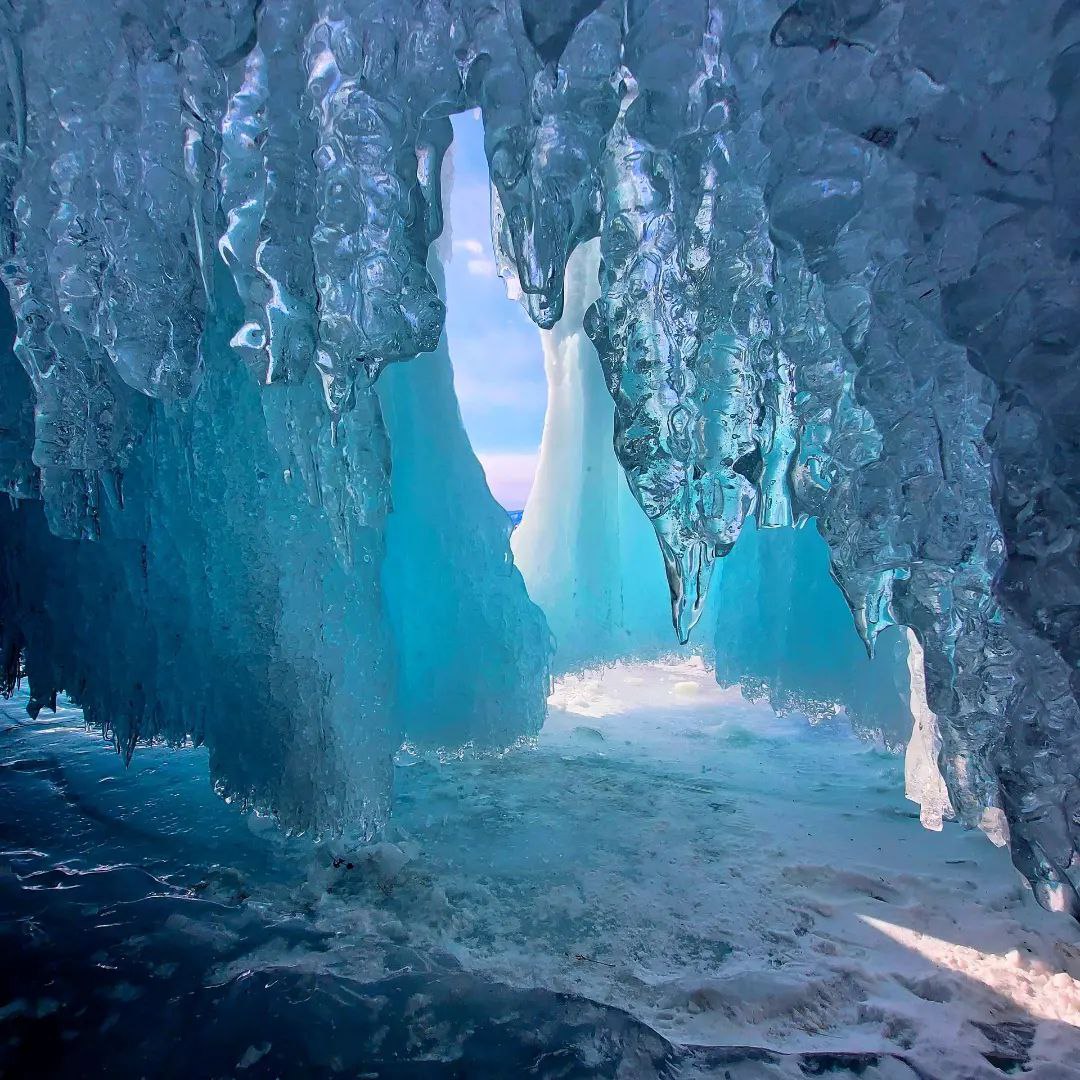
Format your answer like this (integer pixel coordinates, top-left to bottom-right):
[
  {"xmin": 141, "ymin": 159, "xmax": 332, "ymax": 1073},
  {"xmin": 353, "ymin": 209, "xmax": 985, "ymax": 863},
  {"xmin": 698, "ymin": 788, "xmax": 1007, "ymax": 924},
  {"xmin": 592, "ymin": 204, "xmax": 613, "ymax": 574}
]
[
  {"xmin": 475, "ymin": 450, "xmax": 539, "ymax": 510},
  {"xmin": 466, "ymin": 257, "xmax": 498, "ymax": 278},
  {"xmin": 454, "ymin": 237, "xmax": 485, "ymax": 256}
]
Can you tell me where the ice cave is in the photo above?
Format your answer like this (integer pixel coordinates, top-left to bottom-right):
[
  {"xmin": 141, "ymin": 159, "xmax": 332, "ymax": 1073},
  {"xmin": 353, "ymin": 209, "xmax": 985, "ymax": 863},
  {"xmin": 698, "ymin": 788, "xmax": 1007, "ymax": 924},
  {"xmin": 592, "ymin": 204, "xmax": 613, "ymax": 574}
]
[{"xmin": 0, "ymin": 0, "xmax": 1078, "ymax": 1075}]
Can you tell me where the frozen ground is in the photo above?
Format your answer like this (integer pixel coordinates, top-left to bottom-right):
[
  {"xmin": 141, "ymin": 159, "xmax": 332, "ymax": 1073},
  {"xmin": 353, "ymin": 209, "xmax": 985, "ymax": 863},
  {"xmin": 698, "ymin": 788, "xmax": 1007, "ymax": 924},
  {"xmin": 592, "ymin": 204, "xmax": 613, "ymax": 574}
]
[{"xmin": 1, "ymin": 660, "xmax": 1077, "ymax": 1077}]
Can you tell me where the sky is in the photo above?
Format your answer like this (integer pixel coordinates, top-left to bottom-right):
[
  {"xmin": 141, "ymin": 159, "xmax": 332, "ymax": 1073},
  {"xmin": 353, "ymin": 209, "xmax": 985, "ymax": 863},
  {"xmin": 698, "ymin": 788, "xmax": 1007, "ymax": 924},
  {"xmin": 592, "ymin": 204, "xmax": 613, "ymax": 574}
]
[{"xmin": 442, "ymin": 111, "xmax": 546, "ymax": 511}]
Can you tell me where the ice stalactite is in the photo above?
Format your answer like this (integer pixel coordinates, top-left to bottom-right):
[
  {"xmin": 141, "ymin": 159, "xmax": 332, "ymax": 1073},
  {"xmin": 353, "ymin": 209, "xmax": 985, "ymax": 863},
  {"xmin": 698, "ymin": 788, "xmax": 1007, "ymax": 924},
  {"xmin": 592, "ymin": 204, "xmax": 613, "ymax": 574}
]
[
  {"xmin": 465, "ymin": 0, "xmax": 621, "ymax": 329},
  {"xmin": 219, "ymin": 0, "xmax": 320, "ymax": 390},
  {"xmin": 304, "ymin": 1, "xmax": 459, "ymax": 408},
  {"xmin": 585, "ymin": 0, "xmax": 733, "ymax": 642}
]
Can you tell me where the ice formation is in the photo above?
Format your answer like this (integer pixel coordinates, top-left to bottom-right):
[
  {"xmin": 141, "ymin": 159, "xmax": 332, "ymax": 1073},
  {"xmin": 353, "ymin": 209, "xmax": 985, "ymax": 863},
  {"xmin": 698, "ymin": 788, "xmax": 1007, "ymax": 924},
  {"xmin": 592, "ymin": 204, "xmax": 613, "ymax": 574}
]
[
  {"xmin": 513, "ymin": 238, "xmax": 910, "ymax": 747},
  {"xmin": 511, "ymin": 240, "xmax": 679, "ymax": 669},
  {"xmin": 0, "ymin": 0, "xmax": 1077, "ymax": 913}
]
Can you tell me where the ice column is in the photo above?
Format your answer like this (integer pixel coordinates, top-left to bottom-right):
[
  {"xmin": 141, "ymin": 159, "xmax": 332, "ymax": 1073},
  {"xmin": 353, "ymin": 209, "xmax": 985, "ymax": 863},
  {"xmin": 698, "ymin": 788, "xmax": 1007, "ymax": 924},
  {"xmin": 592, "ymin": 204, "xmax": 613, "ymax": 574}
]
[{"xmin": 512, "ymin": 241, "xmax": 674, "ymax": 670}]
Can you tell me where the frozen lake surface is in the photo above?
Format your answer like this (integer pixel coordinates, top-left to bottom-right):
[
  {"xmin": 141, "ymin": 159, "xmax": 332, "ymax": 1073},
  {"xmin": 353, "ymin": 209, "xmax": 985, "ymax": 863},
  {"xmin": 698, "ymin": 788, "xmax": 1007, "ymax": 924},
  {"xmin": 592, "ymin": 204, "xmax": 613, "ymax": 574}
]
[{"xmin": 1, "ymin": 661, "xmax": 1077, "ymax": 1077}]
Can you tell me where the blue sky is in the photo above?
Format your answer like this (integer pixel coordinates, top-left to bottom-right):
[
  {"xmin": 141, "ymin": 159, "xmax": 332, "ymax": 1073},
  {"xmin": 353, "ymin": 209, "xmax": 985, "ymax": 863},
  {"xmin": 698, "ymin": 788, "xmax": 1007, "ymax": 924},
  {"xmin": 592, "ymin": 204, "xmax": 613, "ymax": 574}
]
[{"xmin": 443, "ymin": 111, "xmax": 546, "ymax": 510}]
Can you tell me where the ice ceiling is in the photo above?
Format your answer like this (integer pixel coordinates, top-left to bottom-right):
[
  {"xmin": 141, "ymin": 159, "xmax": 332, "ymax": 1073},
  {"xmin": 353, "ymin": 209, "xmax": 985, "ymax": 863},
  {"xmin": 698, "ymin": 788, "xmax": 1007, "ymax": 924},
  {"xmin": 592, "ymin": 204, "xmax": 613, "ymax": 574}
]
[{"xmin": 0, "ymin": 0, "xmax": 1077, "ymax": 916}]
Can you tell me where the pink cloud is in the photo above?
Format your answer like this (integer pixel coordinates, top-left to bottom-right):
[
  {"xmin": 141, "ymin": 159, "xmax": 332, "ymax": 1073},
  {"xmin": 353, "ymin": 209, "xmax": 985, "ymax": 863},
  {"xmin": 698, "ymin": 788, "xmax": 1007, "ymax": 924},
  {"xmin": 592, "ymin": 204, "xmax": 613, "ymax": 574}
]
[{"xmin": 475, "ymin": 450, "xmax": 538, "ymax": 510}]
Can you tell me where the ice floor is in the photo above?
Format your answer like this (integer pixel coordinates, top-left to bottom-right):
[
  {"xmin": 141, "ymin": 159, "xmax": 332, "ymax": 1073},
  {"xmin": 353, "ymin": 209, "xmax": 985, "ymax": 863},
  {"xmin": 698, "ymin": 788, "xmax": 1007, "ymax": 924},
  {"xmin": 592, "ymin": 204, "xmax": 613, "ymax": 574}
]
[{"xmin": 1, "ymin": 661, "xmax": 1078, "ymax": 1078}]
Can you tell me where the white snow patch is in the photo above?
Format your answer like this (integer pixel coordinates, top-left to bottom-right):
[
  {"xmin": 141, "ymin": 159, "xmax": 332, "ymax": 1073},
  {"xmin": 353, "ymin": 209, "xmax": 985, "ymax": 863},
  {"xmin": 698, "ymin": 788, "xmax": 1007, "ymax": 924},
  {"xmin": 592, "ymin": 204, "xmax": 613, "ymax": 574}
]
[
  {"xmin": 903, "ymin": 630, "xmax": 954, "ymax": 831},
  {"xmin": 354, "ymin": 661, "xmax": 1080, "ymax": 1075},
  {"xmin": 4, "ymin": 668, "xmax": 1079, "ymax": 1076}
]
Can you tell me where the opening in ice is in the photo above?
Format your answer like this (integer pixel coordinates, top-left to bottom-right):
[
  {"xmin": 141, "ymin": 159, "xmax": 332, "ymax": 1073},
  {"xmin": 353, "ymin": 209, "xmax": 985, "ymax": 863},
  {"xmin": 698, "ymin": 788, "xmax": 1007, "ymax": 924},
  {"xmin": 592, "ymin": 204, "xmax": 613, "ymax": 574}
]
[{"xmin": 443, "ymin": 111, "xmax": 546, "ymax": 515}]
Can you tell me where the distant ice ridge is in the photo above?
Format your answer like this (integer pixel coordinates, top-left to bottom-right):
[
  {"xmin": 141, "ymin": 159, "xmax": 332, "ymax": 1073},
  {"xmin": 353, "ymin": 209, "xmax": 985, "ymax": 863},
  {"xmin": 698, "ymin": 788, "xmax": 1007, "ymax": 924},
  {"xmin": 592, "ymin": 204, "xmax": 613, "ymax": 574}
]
[{"xmin": 0, "ymin": 0, "xmax": 1077, "ymax": 911}]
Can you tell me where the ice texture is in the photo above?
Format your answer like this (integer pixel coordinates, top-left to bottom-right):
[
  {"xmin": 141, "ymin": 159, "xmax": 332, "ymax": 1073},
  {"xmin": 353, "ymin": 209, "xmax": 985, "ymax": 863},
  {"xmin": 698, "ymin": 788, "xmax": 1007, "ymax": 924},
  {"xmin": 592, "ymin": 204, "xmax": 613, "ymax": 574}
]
[
  {"xmin": 512, "ymin": 240, "xmax": 679, "ymax": 670},
  {"xmin": 379, "ymin": 260, "xmax": 550, "ymax": 751},
  {"xmin": 0, "ymin": 259, "xmax": 548, "ymax": 836},
  {"xmin": 0, "ymin": 0, "xmax": 1077, "ymax": 909},
  {"xmin": 514, "ymin": 238, "xmax": 910, "ymax": 743}
]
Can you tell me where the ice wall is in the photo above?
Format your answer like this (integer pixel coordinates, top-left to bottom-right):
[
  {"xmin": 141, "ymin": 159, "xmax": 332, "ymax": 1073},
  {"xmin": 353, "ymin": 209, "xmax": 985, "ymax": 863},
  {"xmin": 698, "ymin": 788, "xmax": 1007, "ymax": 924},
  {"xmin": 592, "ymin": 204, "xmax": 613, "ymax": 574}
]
[
  {"xmin": 709, "ymin": 519, "xmax": 912, "ymax": 740},
  {"xmin": 0, "ymin": 275, "xmax": 402, "ymax": 836},
  {"xmin": 379, "ymin": 259, "xmax": 550, "ymax": 751},
  {"xmin": 0, "ymin": 256, "xmax": 550, "ymax": 835},
  {"xmin": 511, "ymin": 241, "xmax": 676, "ymax": 670},
  {"xmin": 0, "ymin": 0, "xmax": 1076, "ymax": 909}
]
